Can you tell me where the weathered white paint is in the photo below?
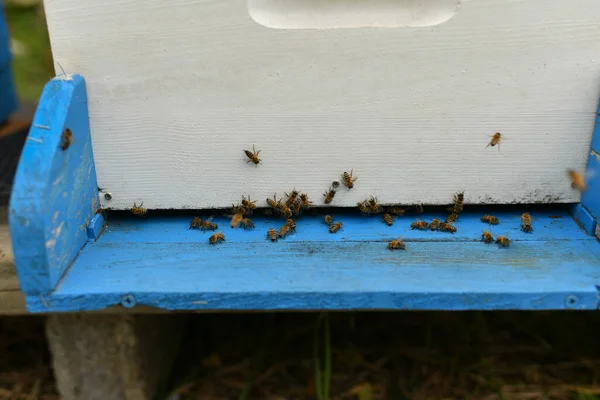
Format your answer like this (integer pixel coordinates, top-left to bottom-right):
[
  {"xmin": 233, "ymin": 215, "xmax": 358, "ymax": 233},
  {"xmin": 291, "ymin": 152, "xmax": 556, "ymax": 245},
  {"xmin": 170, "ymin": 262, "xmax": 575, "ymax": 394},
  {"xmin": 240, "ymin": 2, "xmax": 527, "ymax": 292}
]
[{"xmin": 44, "ymin": 0, "xmax": 599, "ymax": 210}]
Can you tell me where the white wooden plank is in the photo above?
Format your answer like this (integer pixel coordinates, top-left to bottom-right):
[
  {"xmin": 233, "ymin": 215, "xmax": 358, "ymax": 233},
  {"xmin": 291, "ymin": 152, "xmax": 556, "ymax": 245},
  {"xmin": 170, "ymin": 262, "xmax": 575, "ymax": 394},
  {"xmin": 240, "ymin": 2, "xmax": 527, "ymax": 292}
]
[{"xmin": 44, "ymin": 0, "xmax": 600, "ymax": 209}]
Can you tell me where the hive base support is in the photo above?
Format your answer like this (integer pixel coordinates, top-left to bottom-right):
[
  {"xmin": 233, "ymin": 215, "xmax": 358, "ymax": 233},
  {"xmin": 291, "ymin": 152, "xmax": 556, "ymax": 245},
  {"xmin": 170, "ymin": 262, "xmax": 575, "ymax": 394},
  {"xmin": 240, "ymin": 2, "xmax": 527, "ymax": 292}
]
[{"xmin": 46, "ymin": 313, "xmax": 187, "ymax": 400}]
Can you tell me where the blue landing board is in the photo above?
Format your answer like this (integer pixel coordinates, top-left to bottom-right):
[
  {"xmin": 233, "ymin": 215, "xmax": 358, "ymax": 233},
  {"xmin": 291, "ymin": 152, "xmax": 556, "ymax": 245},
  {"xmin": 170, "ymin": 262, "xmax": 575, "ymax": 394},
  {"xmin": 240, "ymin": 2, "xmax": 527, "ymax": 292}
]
[{"xmin": 25, "ymin": 209, "xmax": 600, "ymax": 312}]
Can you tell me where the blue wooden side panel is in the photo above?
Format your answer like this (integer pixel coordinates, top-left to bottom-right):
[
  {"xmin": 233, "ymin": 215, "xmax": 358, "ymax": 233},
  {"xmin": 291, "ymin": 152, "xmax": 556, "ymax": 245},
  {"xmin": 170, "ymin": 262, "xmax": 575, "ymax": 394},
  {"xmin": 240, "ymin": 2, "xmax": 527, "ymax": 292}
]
[
  {"xmin": 9, "ymin": 75, "xmax": 100, "ymax": 294},
  {"xmin": 0, "ymin": 1, "xmax": 18, "ymax": 124},
  {"xmin": 589, "ymin": 99, "xmax": 600, "ymax": 154}
]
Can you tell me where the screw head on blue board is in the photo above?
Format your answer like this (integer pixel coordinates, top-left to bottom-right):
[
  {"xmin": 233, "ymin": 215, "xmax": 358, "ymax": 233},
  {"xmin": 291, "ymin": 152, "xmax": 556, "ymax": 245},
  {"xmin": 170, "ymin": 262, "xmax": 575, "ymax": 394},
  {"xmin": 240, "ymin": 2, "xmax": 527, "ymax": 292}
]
[{"xmin": 120, "ymin": 294, "xmax": 136, "ymax": 308}]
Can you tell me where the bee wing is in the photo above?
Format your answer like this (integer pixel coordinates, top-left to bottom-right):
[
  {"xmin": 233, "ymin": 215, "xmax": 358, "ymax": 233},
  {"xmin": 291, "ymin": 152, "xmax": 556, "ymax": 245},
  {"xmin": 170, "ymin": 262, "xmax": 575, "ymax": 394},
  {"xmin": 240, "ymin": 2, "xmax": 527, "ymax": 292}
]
[{"xmin": 205, "ymin": 216, "xmax": 214, "ymax": 222}]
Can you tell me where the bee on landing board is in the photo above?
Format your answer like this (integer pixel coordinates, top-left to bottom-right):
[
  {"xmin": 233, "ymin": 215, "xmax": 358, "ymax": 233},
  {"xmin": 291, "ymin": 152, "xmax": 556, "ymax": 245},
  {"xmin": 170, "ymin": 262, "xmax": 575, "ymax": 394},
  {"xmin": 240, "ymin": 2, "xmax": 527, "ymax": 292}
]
[
  {"xmin": 481, "ymin": 215, "xmax": 499, "ymax": 225},
  {"xmin": 130, "ymin": 202, "xmax": 147, "ymax": 217},
  {"xmin": 209, "ymin": 232, "xmax": 225, "ymax": 245},
  {"xmin": 323, "ymin": 187, "xmax": 336, "ymax": 205},
  {"xmin": 482, "ymin": 230, "xmax": 494, "ymax": 243},
  {"xmin": 200, "ymin": 217, "xmax": 218, "ymax": 231},
  {"xmin": 383, "ymin": 213, "xmax": 393, "ymax": 226},
  {"xmin": 324, "ymin": 215, "xmax": 334, "ymax": 226},
  {"xmin": 440, "ymin": 222, "xmax": 457, "ymax": 234},
  {"xmin": 267, "ymin": 228, "xmax": 278, "ymax": 242},
  {"xmin": 278, "ymin": 203, "xmax": 293, "ymax": 218},
  {"xmin": 244, "ymin": 144, "xmax": 261, "ymax": 166},
  {"xmin": 230, "ymin": 212, "xmax": 244, "ymax": 228},
  {"xmin": 387, "ymin": 237, "xmax": 406, "ymax": 251},
  {"xmin": 521, "ymin": 212, "xmax": 533, "ymax": 233},
  {"xmin": 357, "ymin": 201, "xmax": 370, "ymax": 215},
  {"xmin": 60, "ymin": 128, "xmax": 73, "ymax": 150},
  {"xmin": 496, "ymin": 235, "xmax": 511, "ymax": 247},
  {"xmin": 300, "ymin": 193, "xmax": 312, "ymax": 209},
  {"xmin": 567, "ymin": 170, "xmax": 587, "ymax": 192},
  {"xmin": 429, "ymin": 218, "xmax": 442, "ymax": 231},
  {"xmin": 341, "ymin": 170, "xmax": 357, "ymax": 189},
  {"xmin": 329, "ymin": 221, "xmax": 343, "ymax": 233},
  {"xmin": 285, "ymin": 190, "xmax": 299, "ymax": 207},
  {"xmin": 189, "ymin": 217, "xmax": 202, "ymax": 230},
  {"xmin": 411, "ymin": 221, "xmax": 429, "ymax": 230},
  {"xmin": 240, "ymin": 218, "xmax": 255, "ymax": 230},
  {"xmin": 278, "ymin": 223, "xmax": 292, "ymax": 238},
  {"xmin": 485, "ymin": 132, "xmax": 502, "ymax": 151}
]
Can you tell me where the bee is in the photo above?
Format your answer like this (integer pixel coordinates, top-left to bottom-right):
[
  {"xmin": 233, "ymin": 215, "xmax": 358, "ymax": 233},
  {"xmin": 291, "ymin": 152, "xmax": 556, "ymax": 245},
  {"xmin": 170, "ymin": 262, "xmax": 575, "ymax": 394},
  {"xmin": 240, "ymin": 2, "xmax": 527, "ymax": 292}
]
[
  {"xmin": 568, "ymin": 170, "xmax": 587, "ymax": 192},
  {"xmin": 324, "ymin": 215, "xmax": 334, "ymax": 226},
  {"xmin": 387, "ymin": 237, "xmax": 406, "ymax": 251},
  {"xmin": 267, "ymin": 228, "xmax": 278, "ymax": 242},
  {"xmin": 241, "ymin": 195, "xmax": 256, "ymax": 210},
  {"xmin": 481, "ymin": 230, "xmax": 494, "ymax": 243},
  {"xmin": 481, "ymin": 215, "xmax": 499, "ymax": 225},
  {"xmin": 429, "ymin": 218, "xmax": 442, "ymax": 231},
  {"xmin": 323, "ymin": 188, "xmax": 336, "ymax": 205},
  {"xmin": 357, "ymin": 201, "xmax": 371, "ymax": 215},
  {"xmin": 387, "ymin": 207, "xmax": 405, "ymax": 216},
  {"xmin": 451, "ymin": 191, "xmax": 465, "ymax": 213},
  {"xmin": 496, "ymin": 235, "xmax": 511, "ymax": 247},
  {"xmin": 285, "ymin": 218, "xmax": 297, "ymax": 231},
  {"xmin": 412, "ymin": 204, "xmax": 424, "ymax": 213},
  {"xmin": 244, "ymin": 144, "xmax": 261, "ymax": 166},
  {"xmin": 200, "ymin": 217, "xmax": 218, "ymax": 231},
  {"xmin": 240, "ymin": 217, "xmax": 255, "ymax": 230},
  {"xmin": 231, "ymin": 204, "xmax": 250, "ymax": 217},
  {"xmin": 368, "ymin": 196, "xmax": 383, "ymax": 214},
  {"xmin": 278, "ymin": 203, "xmax": 293, "ymax": 218},
  {"xmin": 279, "ymin": 224, "xmax": 292, "ymax": 238},
  {"xmin": 60, "ymin": 128, "xmax": 73, "ymax": 150},
  {"xmin": 209, "ymin": 232, "xmax": 225, "ymax": 244},
  {"xmin": 266, "ymin": 194, "xmax": 280, "ymax": 209},
  {"xmin": 485, "ymin": 132, "xmax": 502, "ymax": 151},
  {"xmin": 521, "ymin": 212, "xmax": 533, "ymax": 233},
  {"xmin": 382, "ymin": 213, "xmax": 393, "ymax": 226},
  {"xmin": 341, "ymin": 169, "xmax": 357, "ymax": 189},
  {"xmin": 300, "ymin": 193, "xmax": 312, "ymax": 208},
  {"xmin": 189, "ymin": 217, "xmax": 202, "ymax": 230},
  {"xmin": 291, "ymin": 200, "xmax": 303, "ymax": 217},
  {"xmin": 285, "ymin": 190, "xmax": 299, "ymax": 207},
  {"xmin": 451, "ymin": 203, "xmax": 464, "ymax": 214},
  {"xmin": 130, "ymin": 201, "xmax": 147, "ymax": 216},
  {"xmin": 445, "ymin": 213, "xmax": 459, "ymax": 223},
  {"xmin": 411, "ymin": 221, "xmax": 429, "ymax": 230},
  {"xmin": 440, "ymin": 222, "xmax": 457, "ymax": 233},
  {"xmin": 329, "ymin": 221, "xmax": 343, "ymax": 233}
]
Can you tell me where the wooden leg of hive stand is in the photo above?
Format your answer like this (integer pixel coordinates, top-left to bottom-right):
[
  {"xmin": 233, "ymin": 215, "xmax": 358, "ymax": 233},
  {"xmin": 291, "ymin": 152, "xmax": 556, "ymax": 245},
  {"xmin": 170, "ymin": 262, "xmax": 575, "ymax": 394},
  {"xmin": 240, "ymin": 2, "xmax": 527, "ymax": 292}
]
[{"xmin": 46, "ymin": 314, "xmax": 187, "ymax": 400}]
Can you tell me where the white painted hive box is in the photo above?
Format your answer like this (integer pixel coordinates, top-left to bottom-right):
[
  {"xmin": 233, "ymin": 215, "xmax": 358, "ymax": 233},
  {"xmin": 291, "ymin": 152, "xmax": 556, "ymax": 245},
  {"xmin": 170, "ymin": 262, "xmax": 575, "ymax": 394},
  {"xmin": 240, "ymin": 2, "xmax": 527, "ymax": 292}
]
[{"xmin": 44, "ymin": 0, "xmax": 600, "ymax": 210}]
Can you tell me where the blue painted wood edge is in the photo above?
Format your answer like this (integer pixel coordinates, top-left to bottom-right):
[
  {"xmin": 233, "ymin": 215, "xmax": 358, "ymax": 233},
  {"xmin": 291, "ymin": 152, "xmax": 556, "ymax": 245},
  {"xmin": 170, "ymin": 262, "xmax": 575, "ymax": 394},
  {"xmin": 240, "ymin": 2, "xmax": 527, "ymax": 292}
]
[
  {"xmin": 581, "ymin": 97, "xmax": 600, "ymax": 222},
  {"xmin": 86, "ymin": 213, "xmax": 105, "ymax": 242},
  {"xmin": 9, "ymin": 75, "xmax": 100, "ymax": 295},
  {"xmin": 589, "ymin": 98, "xmax": 600, "ymax": 153},
  {"xmin": 571, "ymin": 204, "xmax": 596, "ymax": 236}
]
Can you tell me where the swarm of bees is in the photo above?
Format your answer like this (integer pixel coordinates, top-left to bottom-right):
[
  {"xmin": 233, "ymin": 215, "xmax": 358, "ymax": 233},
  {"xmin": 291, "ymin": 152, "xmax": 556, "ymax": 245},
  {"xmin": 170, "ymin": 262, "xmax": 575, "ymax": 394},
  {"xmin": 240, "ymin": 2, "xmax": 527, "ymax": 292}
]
[
  {"xmin": 481, "ymin": 215, "xmax": 499, "ymax": 225},
  {"xmin": 387, "ymin": 237, "xmax": 406, "ymax": 251},
  {"xmin": 521, "ymin": 212, "xmax": 533, "ymax": 233}
]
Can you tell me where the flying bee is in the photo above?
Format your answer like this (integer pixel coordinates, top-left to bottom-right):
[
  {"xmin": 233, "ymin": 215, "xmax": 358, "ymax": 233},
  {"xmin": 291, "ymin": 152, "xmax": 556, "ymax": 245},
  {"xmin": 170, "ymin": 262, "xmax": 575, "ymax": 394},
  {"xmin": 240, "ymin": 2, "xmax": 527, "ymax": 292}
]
[
  {"xmin": 130, "ymin": 201, "xmax": 147, "ymax": 216},
  {"xmin": 279, "ymin": 223, "xmax": 292, "ymax": 238},
  {"xmin": 429, "ymin": 218, "xmax": 442, "ymax": 231},
  {"xmin": 496, "ymin": 235, "xmax": 510, "ymax": 247},
  {"xmin": 411, "ymin": 221, "xmax": 429, "ymax": 230},
  {"xmin": 567, "ymin": 170, "xmax": 587, "ymax": 192},
  {"xmin": 445, "ymin": 213, "xmax": 459, "ymax": 223},
  {"xmin": 209, "ymin": 232, "xmax": 225, "ymax": 244},
  {"xmin": 324, "ymin": 215, "xmax": 334, "ymax": 226},
  {"xmin": 387, "ymin": 237, "xmax": 406, "ymax": 251},
  {"xmin": 368, "ymin": 196, "xmax": 383, "ymax": 214},
  {"xmin": 200, "ymin": 217, "xmax": 218, "ymax": 231},
  {"xmin": 341, "ymin": 169, "xmax": 357, "ymax": 189},
  {"xmin": 60, "ymin": 128, "xmax": 73, "ymax": 150},
  {"xmin": 485, "ymin": 132, "xmax": 502, "ymax": 151},
  {"xmin": 481, "ymin": 215, "xmax": 499, "ymax": 225},
  {"xmin": 357, "ymin": 201, "xmax": 371, "ymax": 215},
  {"xmin": 267, "ymin": 228, "xmax": 278, "ymax": 242},
  {"xmin": 278, "ymin": 203, "xmax": 293, "ymax": 218},
  {"xmin": 329, "ymin": 221, "xmax": 343, "ymax": 234},
  {"xmin": 387, "ymin": 207, "xmax": 405, "ymax": 216},
  {"xmin": 285, "ymin": 190, "xmax": 299, "ymax": 207},
  {"xmin": 440, "ymin": 222, "xmax": 457, "ymax": 233},
  {"xmin": 189, "ymin": 217, "xmax": 202, "ymax": 230},
  {"xmin": 412, "ymin": 204, "xmax": 424, "ymax": 213},
  {"xmin": 266, "ymin": 194, "xmax": 281, "ymax": 209},
  {"xmin": 240, "ymin": 218, "xmax": 255, "ymax": 230},
  {"xmin": 383, "ymin": 213, "xmax": 393, "ymax": 226},
  {"xmin": 229, "ymin": 210, "xmax": 243, "ymax": 228},
  {"xmin": 300, "ymin": 193, "xmax": 312, "ymax": 208},
  {"xmin": 482, "ymin": 230, "xmax": 494, "ymax": 243},
  {"xmin": 241, "ymin": 195, "xmax": 256, "ymax": 210},
  {"xmin": 521, "ymin": 212, "xmax": 533, "ymax": 233},
  {"xmin": 244, "ymin": 144, "xmax": 261, "ymax": 166},
  {"xmin": 323, "ymin": 187, "xmax": 336, "ymax": 205}
]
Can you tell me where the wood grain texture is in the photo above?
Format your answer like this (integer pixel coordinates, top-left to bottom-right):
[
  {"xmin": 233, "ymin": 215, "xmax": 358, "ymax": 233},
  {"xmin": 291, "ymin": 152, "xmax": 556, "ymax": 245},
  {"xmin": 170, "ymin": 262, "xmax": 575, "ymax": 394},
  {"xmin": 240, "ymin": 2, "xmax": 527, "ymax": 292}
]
[
  {"xmin": 24, "ymin": 208, "xmax": 600, "ymax": 312},
  {"xmin": 44, "ymin": 0, "xmax": 600, "ymax": 209}
]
